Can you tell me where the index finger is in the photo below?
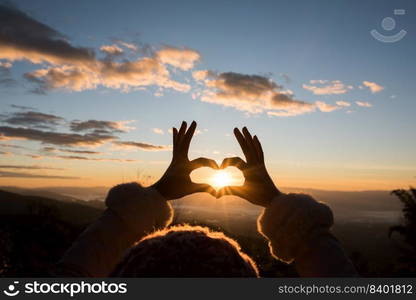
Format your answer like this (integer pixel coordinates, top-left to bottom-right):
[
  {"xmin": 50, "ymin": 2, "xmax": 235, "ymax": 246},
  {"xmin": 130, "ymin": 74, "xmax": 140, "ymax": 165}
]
[
  {"xmin": 242, "ymin": 127, "xmax": 257, "ymax": 163},
  {"xmin": 234, "ymin": 128, "xmax": 252, "ymax": 163},
  {"xmin": 172, "ymin": 127, "xmax": 178, "ymax": 156},
  {"xmin": 176, "ymin": 121, "xmax": 187, "ymax": 148},
  {"xmin": 253, "ymin": 135, "xmax": 264, "ymax": 162},
  {"xmin": 182, "ymin": 120, "xmax": 197, "ymax": 154}
]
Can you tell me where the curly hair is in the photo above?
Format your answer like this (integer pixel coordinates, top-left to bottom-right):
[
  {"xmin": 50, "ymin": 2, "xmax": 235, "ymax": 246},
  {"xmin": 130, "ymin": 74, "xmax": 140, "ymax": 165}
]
[{"xmin": 111, "ymin": 225, "xmax": 259, "ymax": 277}]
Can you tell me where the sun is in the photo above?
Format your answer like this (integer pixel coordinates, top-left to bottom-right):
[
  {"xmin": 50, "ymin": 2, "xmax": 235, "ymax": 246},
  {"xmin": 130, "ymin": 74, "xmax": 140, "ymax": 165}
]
[{"xmin": 210, "ymin": 170, "xmax": 233, "ymax": 189}]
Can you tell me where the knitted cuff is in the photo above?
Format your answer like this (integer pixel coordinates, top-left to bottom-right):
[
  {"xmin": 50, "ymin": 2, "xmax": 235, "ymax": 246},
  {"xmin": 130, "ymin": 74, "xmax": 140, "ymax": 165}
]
[
  {"xmin": 105, "ymin": 182, "xmax": 173, "ymax": 236},
  {"xmin": 257, "ymin": 193, "xmax": 334, "ymax": 263}
]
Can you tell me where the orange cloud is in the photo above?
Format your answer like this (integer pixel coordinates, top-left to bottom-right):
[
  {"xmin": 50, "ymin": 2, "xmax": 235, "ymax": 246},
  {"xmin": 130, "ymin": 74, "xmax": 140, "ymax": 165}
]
[
  {"xmin": 196, "ymin": 71, "xmax": 315, "ymax": 116},
  {"xmin": 362, "ymin": 81, "xmax": 384, "ymax": 93},
  {"xmin": 336, "ymin": 100, "xmax": 351, "ymax": 107},
  {"xmin": 315, "ymin": 101, "xmax": 340, "ymax": 112},
  {"xmin": 23, "ymin": 57, "xmax": 193, "ymax": 93},
  {"xmin": 192, "ymin": 70, "xmax": 212, "ymax": 81},
  {"xmin": 100, "ymin": 44, "xmax": 124, "ymax": 56},
  {"xmin": 156, "ymin": 46, "xmax": 200, "ymax": 71},
  {"xmin": 98, "ymin": 56, "xmax": 191, "ymax": 92},
  {"xmin": 24, "ymin": 65, "xmax": 98, "ymax": 92}
]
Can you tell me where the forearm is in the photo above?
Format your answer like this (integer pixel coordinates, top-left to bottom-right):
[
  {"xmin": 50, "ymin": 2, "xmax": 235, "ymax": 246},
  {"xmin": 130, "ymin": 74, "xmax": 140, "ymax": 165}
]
[
  {"xmin": 294, "ymin": 232, "xmax": 357, "ymax": 277},
  {"xmin": 257, "ymin": 193, "xmax": 357, "ymax": 277},
  {"xmin": 56, "ymin": 183, "xmax": 173, "ymax": 277}
]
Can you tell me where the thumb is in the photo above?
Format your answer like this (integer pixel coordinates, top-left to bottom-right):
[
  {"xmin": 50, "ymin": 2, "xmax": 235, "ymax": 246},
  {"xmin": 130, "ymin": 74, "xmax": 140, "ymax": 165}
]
[
  {"xmin": 190, "ymin": 183, "xmax": 217, "ymax": 197},
  {"xmin": 216, "ymin": 185, "xmax": 245, "ymax": 199}
]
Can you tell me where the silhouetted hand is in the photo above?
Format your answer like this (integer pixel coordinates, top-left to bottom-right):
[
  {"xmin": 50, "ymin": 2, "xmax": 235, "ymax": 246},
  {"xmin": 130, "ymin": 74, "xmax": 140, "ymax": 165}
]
[
  {"xmin": 217, "ymin": 127, "xmax": 281, "ymax": 207},
  {"xmin": 152, "ymin": 121, "xmax": 218, "ymax": 200}
]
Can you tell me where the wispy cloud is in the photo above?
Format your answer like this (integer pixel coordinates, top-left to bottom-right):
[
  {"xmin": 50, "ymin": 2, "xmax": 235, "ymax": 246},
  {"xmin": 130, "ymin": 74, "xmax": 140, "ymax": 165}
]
[
  {"xmin": 10, "ymin": 104, "xmax": 35, "ymax": 110},
  {"xmin": 336, "ymin": 100, "xmax": 351, "ymax": 107},
  {"xmin": 25, "ymin": 154, "xmax": 43, "ymax": 159},
  {"xmin": 113, "ymin": 141, "xmax": 171, "ymax": 151},
  {"xmin": 362, "ymin": 81, "xmax": 384, "ymax": 93},
  {"xmin": 303, "ymin": 80, "xmax": 352, "ymax": 95},
  {"xmin": 0, "ymin": 170, "xmax": 80, "ymax": 179},
  {"xmin": 0, "ymin": 61, "xmax": 12, "ymax": 68},
  {"xmin": 100, "ymin": 44, "xmax": 124, "ymax": 56},
  {"xmin": 0, "ymin": 143, "xmax": 27, "ymax": 149},
  {"xmin": 51, "ymin": 155, "xmax": 137, "ymax": 162},
  {"xmin": 1, "ymin": 111, "xmax": 64, "ymax": 129},
  {"xmin": 39, "ymin": 147, "xmax": 138, "ymax": 162},
  {"xmin": 42, "ymin": 147, "xmax": 103, "ymax": 155},
  {"xmin": 0, "ymin": 107, "xmax": 140, "ymax": 149},
  {"xmin": 315, "ymin": 101, "xmax": 340, "ymax": 112},
  {"xmin": 0, "ymin": 164, "xmax": 64, "ymax": 170},
  {"xmin": 0, "ymin": 60, "xmax": 17, "ymax": 87},
  {"xmin": 355, "ymin": 101, "xmax": 373, "ymax": 107},
  {"xmin": 70, "ymin": 119, "xmax": 134, "ymax": 134},
  {"xmin": 0, "ymin": 126, "xmax": 116, "ymax": 146},
  {"xmin": 280, "ymin": 73, "xmax": 291, "ymax": 84},
  {"xmin": 117, "ymin": 41, "xmax": 138, "ymax": 52},
  {"xmin": 152, "ymin": 128, "xmax": 164, "ymax": 135}
]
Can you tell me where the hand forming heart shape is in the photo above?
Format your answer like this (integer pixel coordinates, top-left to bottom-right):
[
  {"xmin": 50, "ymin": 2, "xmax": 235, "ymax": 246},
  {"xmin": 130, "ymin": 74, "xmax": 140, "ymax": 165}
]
[{"xmin": 152, "ymin": 121, "xmax": 281, "ymax": 207}]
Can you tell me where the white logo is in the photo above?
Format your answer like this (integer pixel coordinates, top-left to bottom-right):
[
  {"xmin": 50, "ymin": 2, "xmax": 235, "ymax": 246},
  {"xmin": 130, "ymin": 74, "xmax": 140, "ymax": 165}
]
[
  {"xmin": 3, "ymin": 281, "xmax": 20, "ymax": 297},
  {"xmin": 371, "ymin": 9, "xmax": 407, "ymax": 43},
  {"xmin": 2, "ymin": 281, "xmax": 127, "ymax": 297}
]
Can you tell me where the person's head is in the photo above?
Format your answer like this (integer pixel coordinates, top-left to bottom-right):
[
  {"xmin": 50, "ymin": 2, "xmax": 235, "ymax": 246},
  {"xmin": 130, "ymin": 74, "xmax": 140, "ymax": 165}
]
[{"xmin": 112, "ymin": 225, "xmax": 259, "ymax": 277}]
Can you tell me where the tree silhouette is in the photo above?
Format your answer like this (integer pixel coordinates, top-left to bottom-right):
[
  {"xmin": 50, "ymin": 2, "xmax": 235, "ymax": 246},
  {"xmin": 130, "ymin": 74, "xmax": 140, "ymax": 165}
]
[{"xmin": 389, "ymin": 188, "xmax": 416, "ymax": 275}]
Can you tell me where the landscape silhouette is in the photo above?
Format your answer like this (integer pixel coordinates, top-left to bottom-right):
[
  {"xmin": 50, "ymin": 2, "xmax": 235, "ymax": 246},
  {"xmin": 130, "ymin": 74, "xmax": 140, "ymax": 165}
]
[{"xmin": 0, "ymin": 121, "xmax": 414, "ymax": 277}]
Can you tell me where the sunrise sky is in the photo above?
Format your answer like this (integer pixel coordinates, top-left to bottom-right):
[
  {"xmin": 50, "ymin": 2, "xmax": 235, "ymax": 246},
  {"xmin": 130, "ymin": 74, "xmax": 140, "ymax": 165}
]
[{"xmin": 0, "ymin": 0, "xmax": 415, "ymax": 191}]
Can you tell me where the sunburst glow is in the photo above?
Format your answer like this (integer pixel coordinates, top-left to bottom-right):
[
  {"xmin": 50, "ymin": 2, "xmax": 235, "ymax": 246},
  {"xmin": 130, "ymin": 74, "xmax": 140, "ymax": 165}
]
[{"xmin": 210, "ymin": 170, "xmax": 233, "ymax": 189}]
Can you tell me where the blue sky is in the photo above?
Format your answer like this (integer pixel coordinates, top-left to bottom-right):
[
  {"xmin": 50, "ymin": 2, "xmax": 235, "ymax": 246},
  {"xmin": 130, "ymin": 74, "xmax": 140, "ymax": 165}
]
[{"xmin": 0, "ymin": 0, "xmax": 415, "ymax": 190}]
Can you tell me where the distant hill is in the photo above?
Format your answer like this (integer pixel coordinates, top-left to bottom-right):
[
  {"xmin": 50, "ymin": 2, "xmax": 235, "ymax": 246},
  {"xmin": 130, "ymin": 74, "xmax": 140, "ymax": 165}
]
[
  {"xmin": 0, "ymin": 185, "xmax": 109, "ymax": 201},
  {"xmin": 282, "ymin": 187, "xmax": 401, "ymax": 211},
  {"xmin": 0, "ymin": 186, "xmax": 106, "ymax": 210},
  {"xmin": 0, "ymin": 186, "xmax": 81, "ymax": 203},
  {"xmin": 1, "ymin": 185, "xmax": 402, "ymax": 214},
  {"xmin": 172, "ymin": 188, "xmax": 402, "ymax": 225},
  {"xmin": 29, "ymin": 186, "xmax": 109, "ymax": 201},
  {"xmin": 1, "ymin": 185, "xmax": 403, "ymax": 224},
  {"xmin": 0, "ymin": 189, "xmax": 104, "ymax": 226},
  {"xmin": 0, "ymin": 187, "xmax": 409, "ymax": 277}
]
